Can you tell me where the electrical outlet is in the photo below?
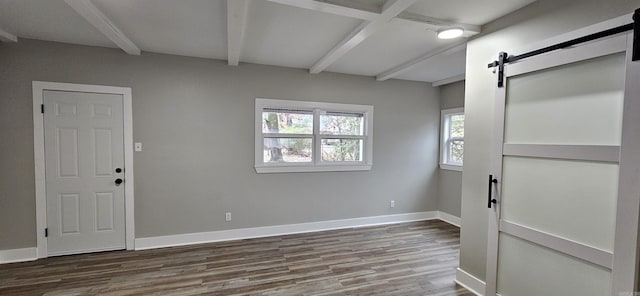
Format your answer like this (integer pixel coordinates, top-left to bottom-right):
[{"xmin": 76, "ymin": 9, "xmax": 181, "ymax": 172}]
[
  {"xmin": 225, "ymin": 212, "xmax": 231, "ymax": 221},
  {"xmin": 390, "ymin": 200, "xmax": 395, "ymax": 208}
]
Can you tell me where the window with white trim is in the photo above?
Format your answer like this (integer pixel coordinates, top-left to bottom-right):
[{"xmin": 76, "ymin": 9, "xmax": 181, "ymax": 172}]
[
  {"xmin": 255, "ymin": 98, "xmax": 373, "ymax": 173},
  {"xmin": 440, "ymin": 107, "xmax": 464, "ymax": 171}
]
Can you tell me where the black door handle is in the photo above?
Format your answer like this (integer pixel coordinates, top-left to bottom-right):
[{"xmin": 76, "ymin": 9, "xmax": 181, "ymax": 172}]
[
  {"xmin": 488, "ymin": 175, "xmax": 497, "ymax": 208},
  {"xmin": 115, "ymin": 178, "xmax": 123, "ymax": 185}
]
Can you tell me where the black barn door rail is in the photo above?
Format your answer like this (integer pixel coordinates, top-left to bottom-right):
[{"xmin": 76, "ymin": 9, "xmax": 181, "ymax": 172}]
[{"xmin": 488, "ymin": 8, "xmax": 640, "ymax": 87}]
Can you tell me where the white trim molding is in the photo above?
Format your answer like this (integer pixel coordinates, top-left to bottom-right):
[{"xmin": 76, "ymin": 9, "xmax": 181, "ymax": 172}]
[
  {"xmin": 501, "ymin": 221, "xmax": 613, "ymax": 269},
  {"xmin": 32, "ymin": 81, "xmax": 135, "ymax": 258},
  {"xmin": 440, "ymin": 163, "xmax": 463, "ymax": 172},
  {"xmin": 455, "ymin": 268, "xmax": 485, "ymax": 296},
  {"xmin": 4, "ymin": 211, "xmax": 459, "ymax": 263},
  {"xmin": 0, "ymin": 26, "xmax": 18, "ymax": 43},
  {"xmin": 503, "ymin": 144, "xmax": 620, "ymax": 163},
  {"xmin": 437, "ymin": 211, "xmax": 461, "ymax": 227},
  {"xmin": 612, "ymin": 32, "xmax": 640, "ymax": 294},
  {"xmin": 136, "ymin": 211, "xmax": 441, "ymax": 250},
  {"xmin": 0, "ymin": 248, "xmax": 37, "ymax": 264}
]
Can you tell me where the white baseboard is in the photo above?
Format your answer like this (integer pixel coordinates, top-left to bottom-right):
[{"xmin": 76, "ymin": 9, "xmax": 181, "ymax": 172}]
[
  {"xmin": 0, "ymin": 247, "xmax": 37, "ymax": 264},
  {"xmin": 437, "ymin": 211, "xmax": 461, "ymax": 227},
  {"xmin": 455, "ymin": 268, "xmax": 486, "ymax": 296},
  {"xmin": 135, "ymin": 211, "xmax": 441, "ymax": 250},
  {"xmin": 1, "ymin": 211, "xmax": 460, "ymax": 262}
]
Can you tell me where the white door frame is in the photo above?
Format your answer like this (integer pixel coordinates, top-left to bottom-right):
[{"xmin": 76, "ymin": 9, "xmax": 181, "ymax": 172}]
[
  {"xmin": 32, "ymin": 81, "xmax": 135, "ymax": 258},
  {"xmin": 485, "ymin": 16, "xmax": 640, "ymax": 296}
]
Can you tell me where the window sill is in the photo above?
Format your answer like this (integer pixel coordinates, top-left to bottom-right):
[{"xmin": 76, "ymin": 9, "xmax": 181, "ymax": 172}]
[
  {"xmin": 440, "ymin": 163, "xmax": 463, "ymax": 172},
  {"xmin": 255, "ymin": 164, "xmax": 372, "ymax": 174}
]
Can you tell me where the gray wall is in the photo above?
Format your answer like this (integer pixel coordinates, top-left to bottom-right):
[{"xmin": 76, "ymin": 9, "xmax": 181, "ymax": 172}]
[
  {"xmin": 438, "ymin": 81, "xmax": 465, "ymax": 217},
  {"xmin": 460, "ymin": 0, "xmax": 640, "ymax": 282},
  {"xmin": 0, "ymin": 39, "xmax": 441, "ymax": 250}
]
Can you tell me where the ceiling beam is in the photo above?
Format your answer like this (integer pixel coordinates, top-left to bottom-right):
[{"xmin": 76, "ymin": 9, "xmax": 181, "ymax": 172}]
[
  {"xmin": 376, "ymin": 42, "xmax": 466, "ymax": 81},
  {"xmin": 266, "ymin": 0, "xmax": 380, "ymax": 20},
  {"xmin": 310, "ymin": 0, "xmax": 417, "ymax": 74},
  {"xmin": 267, "ymin": 0, "xmax": 481, "ymax": 36},
  {"xmin": 0, "ymin": 27, "xmax": 18, "ymax": 42},
  {"xmin": 64, "ymin": 0, "xmax": 140, "ymax": 55},
  {"xmin": 227, "ymin": 0, "xmax": 249, "ymax": 66},
  {"xmin": 432, "ymin": 74, "xmax": 465, "ymax": 87},
  {"xmin": 395, "ymin": 12, "xmax": 480, "ymax": 36}
]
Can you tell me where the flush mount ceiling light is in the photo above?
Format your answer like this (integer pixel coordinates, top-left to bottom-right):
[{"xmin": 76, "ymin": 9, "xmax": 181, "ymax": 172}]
[{"xmin": 437, "ymin": 28, "xmax": 464, "ymax": 39}]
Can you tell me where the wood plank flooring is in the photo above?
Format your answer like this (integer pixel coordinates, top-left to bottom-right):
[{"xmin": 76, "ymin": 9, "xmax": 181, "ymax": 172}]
[{"xmin": 0, "ymin": 220, "xmax": 473, "ymax": 295}]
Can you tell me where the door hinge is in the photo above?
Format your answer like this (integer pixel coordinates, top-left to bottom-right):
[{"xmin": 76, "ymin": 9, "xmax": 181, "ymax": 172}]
[
  {"xmin": 45, "ymin": 228, "xmax": 48, "ymax": 237},
  {"xmin": 41, "ymin": 104, "xmax": 44, "ymax": 114}
]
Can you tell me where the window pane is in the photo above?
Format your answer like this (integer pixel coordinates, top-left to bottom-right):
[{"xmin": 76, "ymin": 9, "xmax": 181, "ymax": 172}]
[
  {"xmin": 262, "ymin": 109, "xmax": 313, "ymax": 134},
  {"xmin": 263, "ymin": 138, "xmax": 312, "ymax": 163},
  {"xmin": 449, "ymin": 114, "xmax": 464, "ymax": 138},
  {"xmin": 320, "ymin": 112, "xmax": 364, "ymax": 135},
  {"xmin": 449, "ymin": 140, "xmax": 464, "ymax": 164},
  {"xmin": 321, "ymin": 139, "xmax": 363, "ymax": 161}
]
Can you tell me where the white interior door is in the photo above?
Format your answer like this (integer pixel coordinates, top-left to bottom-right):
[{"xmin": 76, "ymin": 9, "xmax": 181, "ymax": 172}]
[
  {"xmin": 44, "ymin": 90, "xmax": 126, "ymax": 256},
  {"xmin": 485, "ymin": 32, "xmax": 640, "ymax": 295}
]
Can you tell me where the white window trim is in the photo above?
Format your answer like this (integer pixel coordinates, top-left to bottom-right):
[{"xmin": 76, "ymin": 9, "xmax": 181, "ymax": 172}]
[
  {"xmin": 255, "ymin": 98, "xmax": 373, "ymax": 173},
  {"xmin": 440, "ymin": 107, "xmax": 464, "ymax": 171}
]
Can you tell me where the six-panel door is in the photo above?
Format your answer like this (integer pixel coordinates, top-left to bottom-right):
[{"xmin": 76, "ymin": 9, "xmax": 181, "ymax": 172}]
[{"xmin": 44, "ymin": 90, "xmax": 126, "ymax": 256}]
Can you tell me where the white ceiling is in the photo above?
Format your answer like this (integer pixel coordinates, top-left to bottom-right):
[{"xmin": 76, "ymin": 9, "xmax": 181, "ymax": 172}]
[
  {"xmin": 326, "ymin": 18, "xmax": 462, "ymax": 77},
  {"xmin": 242, "ymin": 0, "xmax": 361, "ymax": 69},
  {"xmin": 0, "ymin": 0, "xmax": 115, "ymax": 48},
  {"xmin": 0, "ymin": 0, "xmax": 536, "ymax": 84},
  {"xmin": 92, "ymin": 0, "xmax": 229, "ymax": 60}
]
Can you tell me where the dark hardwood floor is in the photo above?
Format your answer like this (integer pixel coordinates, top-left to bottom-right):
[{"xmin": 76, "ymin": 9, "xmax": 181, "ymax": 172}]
[{"xmin": 0, "ymin": 220, "xmax": 473, "ymax": 295}]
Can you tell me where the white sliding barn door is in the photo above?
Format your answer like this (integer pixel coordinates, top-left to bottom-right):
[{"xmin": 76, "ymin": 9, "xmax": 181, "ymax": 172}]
[
  {"xmin": 485, "ymin": 32, "xmax": 640, "ymax": 296},
  {"xmin": 44, "ymin": 90, "xmax": 126, "ymax": 256}
]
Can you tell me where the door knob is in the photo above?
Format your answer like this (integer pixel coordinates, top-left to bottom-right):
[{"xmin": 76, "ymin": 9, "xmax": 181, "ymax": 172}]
[
  {"xmin": 115, "ymin": 168, "xmax": 122, "ymax": 173},
  {"xmin": 115, "ymin": 178, "xmax": 123, "ymax": 185}
]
